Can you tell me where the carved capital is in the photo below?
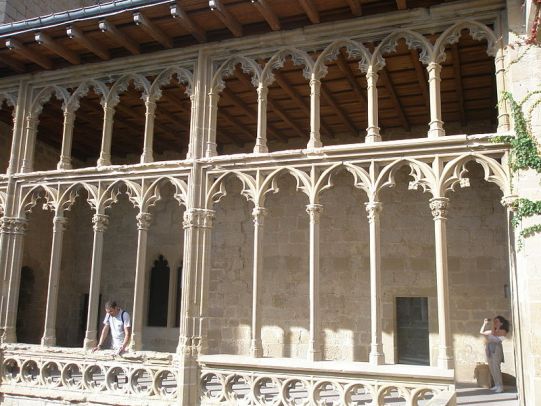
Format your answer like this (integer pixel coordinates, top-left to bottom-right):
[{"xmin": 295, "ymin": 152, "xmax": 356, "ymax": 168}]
[
  {"xmin": 183, "ymin": 209, "xmax": 215, "ymax": 229},
  {"xmin": 257, "ymin": 85, "xmax": 268, "ymax": 100},
  {"xmin": 92, "ymin": 214, "xmax": 109, "ymax": 232},
  {"xmin": 201, "ymin": 209, "xmax": 215, "ymax": 229},
  {"xmin": 309, "ymin": 78, "xmax": 321, "ymax": 94},
  {"xmin": 427, "ymin": 62, "xmax": 442, "ymax": 77},
  {"xmin": 144, "ymin": 99, "xmax": 157, "ymax": 116},
  {"xmin": 7, "ymin": 217, "xmax": 28, "ymax": 235},
  {"xmin": 501, "ymin": 195, "xmax": 519, "ymax": 211},
  {"xmin": 136, "ymin": 212, "xmax": 152, "ymax": 230},
  {"xmin": 252, "ymin": 206, "xmax": 267, "ymax": 226},
  {"xmin": 365, "ymin": 201, "xmax": 383, "ymax": 223},
  {"xmin": 306, "ymin": 204, "xmax": 323, "ymax": 224},
  {"xmin": 429, "ymin": 197, "xmax": 449, "ymax": 220},
  {"xmin": 53, "ymin": 216, "xmax": 68, "ymax": 232}
]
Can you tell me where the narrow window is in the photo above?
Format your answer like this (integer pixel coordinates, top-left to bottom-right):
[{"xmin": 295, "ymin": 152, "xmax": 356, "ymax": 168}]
[
  {"xmin": 148, "ymin": 255, "xmax": 170, "ymax": 327},
  {"xmin": 396, "ymin": 297, "xmax": 430, "ymax": 365}
]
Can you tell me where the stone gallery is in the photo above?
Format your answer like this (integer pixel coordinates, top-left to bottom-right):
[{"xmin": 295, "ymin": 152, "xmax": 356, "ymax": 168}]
[{"xmin": 0, "ymin": 0, "xmax": 540, "ymax": 405}]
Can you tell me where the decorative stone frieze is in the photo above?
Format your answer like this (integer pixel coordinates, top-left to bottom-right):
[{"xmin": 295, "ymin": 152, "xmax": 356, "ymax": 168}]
[{"xmin": 429, "ymin": 197, "xmax": 449, "ymax": 220}]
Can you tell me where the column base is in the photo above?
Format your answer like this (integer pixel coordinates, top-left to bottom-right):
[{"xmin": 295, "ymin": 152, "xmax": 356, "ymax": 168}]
[
  {"xmin": 369, "ymin": 346, "xmax": 385, "ymax": 365},
  {"xmin": 307, "ymin": 345, "xmax": 322, "ymax": 362},
  {"xmin": 83, "ymin": 335, "xmax": 97, "ymax": 350},
  {"xmin": 250, "ymin": 339, "xmax": 263, "ymax": 358},
  {"xmin": 2, "ymin": 326, "xmax": 16, "ymax": 343},
  {"xmin": 41, "ymin": 335, "xmax": 56, "ymax": 347},
  {"xmin": 365, "ymin": 127, "xmax": 381, "ymax": 143},
  {"xmin": 428, "ymin": 121, "xmax": 445, "ymax": 137},
  {"xmin": 140, "ymin": 154, "xmax": 154, "ymax": 164},
  {"xmin": 129, "ymin": 333, "xmax": 142, "ymax": 352},
  {"xmin": 97, "ymin": 156, "xmax": 111, "ymax": 167},
  {"xmin": 307, "ymin": 139, "xmax": 323, "ymax": 149},
  {"xmin": 57, "ymin": 161, "xmax": 72, "ymax": 170},
  {"xmin": 205, "ymin": 143, "xmax": 217, "ymax": 157},
  {"xmin": 438, "ymin": 348, "xmax": 454, "ymax": 369},
  {"xmin": 253, "ymin": 145, "xmax": 268, "ymax": 154}
]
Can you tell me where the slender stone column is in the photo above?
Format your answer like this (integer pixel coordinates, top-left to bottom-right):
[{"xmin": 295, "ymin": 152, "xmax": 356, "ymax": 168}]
[
  {"xmin": 97, "ymin": 104, "xmax": 115, "ymax": 167},
  {"xmin": 83, "ymin": 214, "xmax": 109, "ymax": 349},
  {"xmin": 254, "ymin": 85, "xmax": 269, "ymax": 153},
  {"xmin": 41, "ymin": 215, "xmax": 68, "ymax": 346},
  {"xmin": 2, "ymin": 218, "xmax": 27, "ymax": 343},
  {"xmin": 366, "ymin": 201, "xmax": 384, "ymax": 365},
  {"xmin": 20, "ymin": 115, "xmax": 39, "ymax": 173},
  {"xmin": 186, "ymin": 94, "xmax": 197, "ymax": 159},
  {"xmin": 427, "ymin": 62, "xmax": 445, "ymax": 137},
  {"xmin": 206, "ymin": 90, "xmax": 220, "ymax": 157},
  {"xmin": 130, "ymin": 212, "xmax": 152, "ymax": 351},
  {"xmin": 0, "ymin": 217, "xmax": 13, "ymax": 332},
  {"xmin": 429, "ymin": 197, "xmax": 453, "ymax": 369},
  {"xmin": 250, "ymin": 206, "xmax": 267, "ymax": 357},
  {"xmin": 495, "ymin": 47, "xmax": 510, "ymax": 133},
  {"xmin": 366, "ymin": 67, "xmax": 381, "ymax": 143},
  {"xmin": 141, "ymin": 99, "xmax": 157, "ymax": 164},
  {"xmin": 308, "ymin": 76, "xmax": 322, "ymax": 148},
  {"xmin": 57, "ymin": 110, "xmax": 76, "ymax": 170},
  {"xmin": 197, "ymin": 209, "xmax": 215, "ymax": 355},
  {"xmin": 306, "ymin": 203, "xmax": 323, "ymax": 361}
]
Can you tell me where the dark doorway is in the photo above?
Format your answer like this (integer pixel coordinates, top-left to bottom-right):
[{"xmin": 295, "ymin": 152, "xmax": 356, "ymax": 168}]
[
  {"xmin": 396, "ymin": 296, "xmax": 430, "ymax": 365},
  {"xmin": 148, "ymin": 255, "xmax": 170, "ymax": 327}
]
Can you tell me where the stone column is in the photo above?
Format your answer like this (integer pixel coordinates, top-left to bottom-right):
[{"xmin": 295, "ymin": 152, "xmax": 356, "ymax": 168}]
[
  {"xmin": 306, "ymin": 203, "xmax": 323, "ymax": 361},
  {"xmin": 41, "ymin": 215, "xmax": 68, "ymax": 346},
  {"xmin": 206, "ymin": 90, "xmax": 220, "ymax": 157},
  {"xmin": 250, "ymin": 206, "xmax": 266, "ymax": 357},
  {"xmin": 186, "ymin": 94, "xmax": 197, "ymax": 159},
  {"xmin": 366, "ymin": 201, "xmax": 384, "ymax": 365},
  {"xmin": 0, "ymin": 217, "xmax": 13, "ymax": 332},
  {"xmin": 254, "ymin": 84, "xmax": 269, "ymax": 153},
  {"xmin": 141, "ymin": 99, "xmax": 157, "ymax": 164},
  {"xmin": 495, "ymin": 47, "xmax": 510, "ymax": 133},
  {"xmin": 57, "ymin": 109, "xmax": 76, "ymax": 170},
  {"xmin": 97, "ymin": 103, "xmax": 115, "ymax": 167},
  {"xmin": 197, "ymin": 209, "xmax": 215, "ymax": 355},
  {"xmin": 83, "ymin": 214, "xmax": 109, "ymax": 349},
  {"xmin": 366, "ymin": 67, "xmax": 381, "ymax": 143},
  {"xmin": 427, "ymin": 62, "xmax": 445, "ymax": 137},
  {"xmin": 429, "ymin": 197, "xmax": 453, "ymax": 369},
  {"xmin": 308, "ymin": 76, "xmax": 322, "ymax": 148},
  {"xmin": 20, "ymin": 114, "xmax": 39, "ymax": 173},
  {"xmin": 2, "ymin": 218, "xmax": 27, "ymax": 343},
  {"xmin": 130, "ymin": 212, "xmax": 152, "ymax": 351}
]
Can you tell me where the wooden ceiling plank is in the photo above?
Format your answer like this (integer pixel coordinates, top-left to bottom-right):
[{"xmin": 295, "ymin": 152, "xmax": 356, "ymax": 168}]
[
  {"xmin": 251, "ymin": 0, "xmax": 281, "ymax": 31},
  {"xmin": 99, "ymin": 19, "xmax": 140, "ymax": 55},
  {"xmin": 298, "ymin": 0, "xmax": 320, "ymax": 24},
  {"xmin": 0, "ymin": 52, "xmax": 26, "ymax": 73},
  {"xmin": 170, "ymin": 2, "xmax": 206, "ymax": 43},
  {"xmin": 218, "ymin": 112, "xmax": 253, "ymax": 145},
  {"xmin": 35, "ymin": 32, "xmax": 81, "ymax": 65},
  {"xmin": 133, "ymin": 12, "xmax": 173, "ymax": 49},
  {"xmin": 336, "ymin": 52, "xmax": 368, "ymax": 109},
  {"xmin": 410, "ymin": 49, "xmax": 430, "ymax": 111},
  {"xmin": 451, "ymin": 44, "xmax": 467, "ymax": 126},
  {"xmin": 5, "ymin": 38, "xmax": 53, "ymax": 69},
  {"xmin": 320, "ymin": 84, "xmax": 357, "ymax": 135},
  {"xmin": 209, "ymin": 0, "xmax": 243, "ymax": 37},
  {"xmin": 345, "ymin": 0, "xmax": 362, "ymax": 16},
  {"xmin": 396, "ymin": 0, "xmax": 407, "ymax": 10},
  {"xmin": 66, "ymin": 25, "xmax": 110, "ymax": 60},
  {"xmin": 379, "ymin": 67, "xmax": 410, "ymax": 131},
  {"xmin": 267, "ymin": 99, "xmax": 306, "ymax": 140}
]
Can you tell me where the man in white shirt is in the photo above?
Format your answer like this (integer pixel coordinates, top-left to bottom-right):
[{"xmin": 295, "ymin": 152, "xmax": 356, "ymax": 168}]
[{"xmin": 92, "ymin": 300, "xmax": 131, "ymax": 354}]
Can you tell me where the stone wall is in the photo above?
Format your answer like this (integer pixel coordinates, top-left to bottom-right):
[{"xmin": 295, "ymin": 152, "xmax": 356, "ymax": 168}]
[{"xmin": 0, "ymin": 118, "xmax": 11, "ymax": 173}]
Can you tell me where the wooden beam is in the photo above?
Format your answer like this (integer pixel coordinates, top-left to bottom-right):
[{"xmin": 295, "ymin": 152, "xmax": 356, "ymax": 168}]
[
  {"xmin": 5, "ymin": 38, "xmax": 53, "ymax": 69},
  {"xmin": 298, "ymin": 0, "xmax": 320, "ymax": 24},
  {"xmin": 410, "ymin": 49, "xmax": 430, "ymax": 111},
  {"xmin": 273, "ymin": 72, "xmax": 333, "ymax": 138},
  {"xmin": 251, "ymin": 0, "xmax": 280, "ymax": 31},
  {"xmin": 170, "ymin": 2, "xmax": 206, "ymax": 43},
  {"xmin": 217, "ymin": 112, "xmax": 252, "ymax": 147},
  {"xmin": 66, "ymin": 25, "xmax": 110, "ymax": 60},
  {"xmin": 320, "ymin": 84, "xmax": 357, "ymax": 135},
  {"xmin": 35, "ymin": 32, "xmax": 81, "ymax": 65},
  {"xmin": 133, "ymin": 12, "xmax": 173, "ymax": 49},
  {"xmin": 0, "ymin": 51, "xmax": 25, "ymax": 73},
  {"xmin": 267, "ymin": 99, "xmax": 307, "ymax": 139},
  {"xmin": 209, "ymin": 0, "xmax": 243, "ymax": 37},
  {"xmin": 345, "ymin": 0, "xmax": 362, "ymax": 16},
  {"xmin": 451, "ymin": 44, "xmax": 467, "ymax": 126},
  {"xmin": 98, "ymin": 20, "xmax": 140, "ymax": 55},
  {"xmin": 336, "ymin": 52, "xmax": 368, "ymax": 109},
  {"xmin": 396, "ymin": 0, "xmax": 407, "ymax": 10},
  {"xmin": 379, "ymin": 68, "xmax": 410, "ymax": 131}
]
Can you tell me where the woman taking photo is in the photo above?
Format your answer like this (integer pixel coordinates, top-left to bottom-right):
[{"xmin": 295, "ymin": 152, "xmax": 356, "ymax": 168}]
[{"xmin": 480, "ymin": 316, "xmax": 509, "ymax": 393}]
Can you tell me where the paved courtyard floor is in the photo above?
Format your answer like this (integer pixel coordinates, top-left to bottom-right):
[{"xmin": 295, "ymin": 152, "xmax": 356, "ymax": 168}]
[{"xmin": 456, "ymin": 384, "xmax": 519, "ymax": 405}]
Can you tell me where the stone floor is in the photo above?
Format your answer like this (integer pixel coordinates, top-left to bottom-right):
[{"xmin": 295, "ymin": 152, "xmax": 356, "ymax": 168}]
[{"xmin": 456, "ymin": 384, "xmax": 519, "ymax": 405}]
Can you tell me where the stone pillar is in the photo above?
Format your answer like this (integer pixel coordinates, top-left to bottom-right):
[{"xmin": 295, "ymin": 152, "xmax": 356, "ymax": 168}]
[
  {"xmin": 186, "ymin": 94, "xmax": 197, "ymax": 159},
  {"xmin": 20, "ymin": 114, "xmax": 38, "ymax": 173},
  {"xmin": 429, "ymin": 197, "xmax": 453, "ymax": 369},
  {"xmin": 130, "ymin": 212, "xmax": 151, "ymax": 351},
  {"xmin": 141, "ymin": 99, "xmax": 157, "ymax": 164},
  {"xmin": 57, "ymin": 109, "xmax": 76, "ymax": 170},
  {"xmin": 83, "ymin": 214, "xmax": 109, "ymax": 349},
  {"xmin": 366, "ymin": 201, "xmax": 384, "ymax": 365},
  {"xmin": 41, "ymin": 215, "xmax": 68, "ymax": 346},
  {"xmin": 0, "ymin": 217, "xmax": 13, "ymax": 332},
  {"xmin": 495, "ymin": 47, "xmax": 511, "ymax": 133},
  {"xmin": 206, "ymin": 90, "xmax": 220, "ymax": 157},
  {"xmin": 254, "ymin": 84, "xmax": 269, "ymax": 153},
  {"xmin": 427, "ymin": 62, "xmax": 445, "ymax": 138},
  {"xmin": 250, "ymin": 206, "xmax": 266, "ymax": 357},
  {"xmin": 97, "ymin": 104, "xmax": 115, "ymax": 167},
  {"xmin": 306, "ymin": 203, "xmax": 323, "ymax": 361},
  {"xmin": 366, "ymin": 67, "xmax": 381, "ymax": 143},
  {"xmin": 308, "ymin": 76, "xmax": 322, "ymax": 148},
  {"xmin": 2, "ymin": 218, "xmax": 27, "ymax": 343}
]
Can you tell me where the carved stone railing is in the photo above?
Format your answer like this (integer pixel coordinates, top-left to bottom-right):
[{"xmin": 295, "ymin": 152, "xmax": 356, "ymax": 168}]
[
  {"xmin": 198, "ymin": 355, "xmax": 455, "ymax": 406},
  {"xmin": 0, "ymin": 344, "xmax": 178, "ymax": 405}
]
